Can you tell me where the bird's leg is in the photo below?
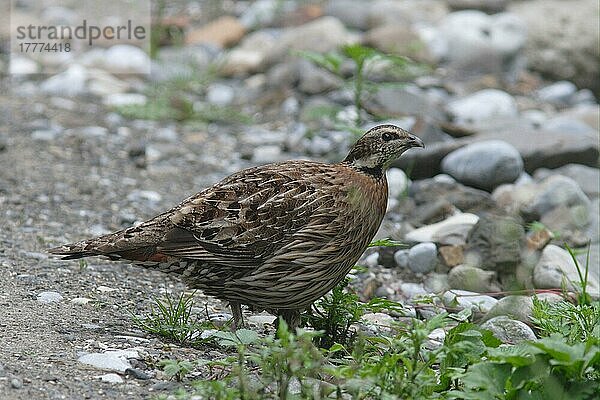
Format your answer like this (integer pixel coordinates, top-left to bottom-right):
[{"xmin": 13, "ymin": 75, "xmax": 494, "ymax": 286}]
[
  {"xmin": 229, "ymin": 301, "xmax": 244, "ymax": 331},
  {"xmin": 275, "ymin": 309, "xmax": 301, "ymax": 332}
]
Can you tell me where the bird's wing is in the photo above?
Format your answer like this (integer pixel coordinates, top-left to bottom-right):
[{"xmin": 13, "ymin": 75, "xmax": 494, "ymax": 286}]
[{"xmin": 156, "ymin": 167, "xmax": 327, "ymax": 267}]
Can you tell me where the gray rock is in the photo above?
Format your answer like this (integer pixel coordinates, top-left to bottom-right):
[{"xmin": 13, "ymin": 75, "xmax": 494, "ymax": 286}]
[
  {"xmin": 240, "ymin": 0, "xmax": 280, "ymax": 29},
  {"xmin": 78, "ymin": 349, "xmax": 138, "ymax": 372},
  {"xmin": 247, "ymin": 314, "xmax": 276, "ymax": 326},
  {"xmin": 99, "ymin": 373, "xmax": 124, "ymax": 384},
  {"xmin": 206, "ymin": 83, "xmax": 235, "ymax": 106},
  {"xmin": 266, "ymin": 17, "xmax": 356, "ymax": 65},
  {"xmin": 523, "ymin": 175, "xmax": 590, "ymax": 219},
  {"xmin": 399, "ymin": 282, "xmax": 428, "ymax": 300},
  {"xmin": 483, "ymin": 295, "xmax": 534, "ymax": 324},
  {"xmin": 533, "ymin": 244, "xmax": 599, "ymax": 297},
  {"xmin": 363, "ymin": 252, "xmax": 380, "ymax": 268},
  {"xmin": 448, "ymin": 265, "xmax": 501, "ymax": 293},
  {"xmin": 537, "ymin": 81, "xmax": 577, "ymax": 105},
  {"xmin": 447, "ymin": 0, "xmax": 508, "ymax": 13},
  {"xmin": 252, "ymin": 145, "xmax": 283, "ymax": 163},
  {"xmin": 297, "ymin": 60, "xmax": 342, "ymax": 94},
  {"xmin": 103, "ymin": 93, "xmax": 147, "ymax": 107},
  {"xmin": 324, "ymin": 0, "xmax": 371, "ymax": 30},
  {"xmin": 481, "ymin": 316, "xmax": 536, "ymax": 344},
  {"xmin": 103, "ymin": 45, "xmax": 150, "ymax": 74},
  {"xmin": 10, "ymin": 378, "xmax": 23, "ymax": 389},
  {"xmin": 442, "ymin": 289, "xmax": 498, "ymax": 315},
  {"xmin": 221, "ymin": 31, "xmax": 275, "ymax": 75},
  {"xmin": 441, "ymin": 140, "xmax": 523, "ymax": 191},
  {"xmin": 424, "ymin": 273, "xmax": 450, "ymax": 293},
  {"xmin": 534, "ymin": 165, "xmax": 599, "ymax": 199},
  {"xmin": 41, "ymin": 64, "xmax": 87, "ymax": 96},
  {"xmin": 465, "ymin": 215, "xmax": 524, "ymax": 272},
  {"xmin": 433, "ymin": 12, "xmax": 527, "ymax": 77},
  {"xmin": 446, "ymin": 89, "xmax": 518, "ymax": 126},
  {"xmin": 37, "ymin": 291, "xmax": 63, "ymax": 303},
  {"xmin": 542, "ymin": 116, "xmax": 596, "ymax": 135},
  {"xmin": 408, "ymin": 242, "xmax": 438, "ymax": 274},
  {"xmin": 127, "ymin": 190, "xmax": 162, "ymax": 205},
  {"xmin": 9, "ymin": 56, "xmax": 39, "ymax": 74},
  {"xmin": 393, "ymin": 249, "xmax": 409, "ymax": 269},
  {"xmin": 366, "ymin": 84, "xmax": 442, "ymax": 120},
  {"xmin": 512, "ymin": 0, "xmax": 599, "ymax": 93}
]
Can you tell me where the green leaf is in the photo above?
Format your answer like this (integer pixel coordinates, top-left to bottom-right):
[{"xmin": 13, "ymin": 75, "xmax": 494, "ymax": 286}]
[{"xmin": 367, "ymin": 238, "xmax": 406, "ymax": 248}]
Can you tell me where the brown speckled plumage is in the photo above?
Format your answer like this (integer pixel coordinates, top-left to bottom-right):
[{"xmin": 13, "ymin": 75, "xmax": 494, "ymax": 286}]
[{"xmin": 49, "ymin": 125, "xmax": 424, "ymax": 329}]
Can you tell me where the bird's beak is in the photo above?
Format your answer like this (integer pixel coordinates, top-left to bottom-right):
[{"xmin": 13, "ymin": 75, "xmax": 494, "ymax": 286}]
[{"xmin": 408, "ymin": 134, "xmax": 425, "ymax": 148}]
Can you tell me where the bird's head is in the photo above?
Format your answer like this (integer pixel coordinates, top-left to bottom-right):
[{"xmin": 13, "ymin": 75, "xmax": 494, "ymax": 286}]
[{"xmin": 343, "ymin": 125, "xmax": 424, "ymax": 173}]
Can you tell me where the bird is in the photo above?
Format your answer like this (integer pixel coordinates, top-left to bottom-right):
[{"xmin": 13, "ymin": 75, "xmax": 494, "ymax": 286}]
[{"xmin": 49, "ymin": 124, "xmax": 424, "ymax": 330}]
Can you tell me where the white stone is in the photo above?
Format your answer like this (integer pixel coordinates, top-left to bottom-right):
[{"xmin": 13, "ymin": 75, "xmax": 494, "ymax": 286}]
[
  {"xmin": 37, "ymin": 291, "xmax": 63, "ymax": 303},
  {"xmin": 78, "ymin": 349, "xmax": 138, "ymax": 372},
  {"xmin": 41, "ymin": 64, "xmax": 88, "ymax": 96},
  {"xmin": 252, "ymin": 145, "xmax": 282, "ymax": 163},
  {"xmin": 103, "ymin": 45, "xmax": 150, "ymax": 74},
  {"xmin": 408, "ymin": 242, "xmax": 438, "ymax": 274},
  {"xmin": 363, "ymin": 252, "xmax": 380, "ymax": 268},
  {"xmin": 387, "ymin": 168, "xmax": 409, "ymax": 199},
  {"xmin": 361, "ymin": 312, "xmax": 394, "ymax": 326},
  {"xmin": 405, "ymin": 213, "xmax": 479, "ymax": 243},
  {"xmin": 98, "ymin": 373, "xmax": 124, "ymax": 384},
  {"xmin": 537, "ymin": 81, "xmax": 577, "ymax": 105},
  {"xmin": 206, "ymin": 83, "xmax": 235, "ymax": 106},
  {"xmin": 9, "ymin": 57, "xmax": 39, "ymax": 74}
]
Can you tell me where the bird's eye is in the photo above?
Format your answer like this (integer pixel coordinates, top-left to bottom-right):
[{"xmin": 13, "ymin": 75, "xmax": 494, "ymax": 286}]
[{"xmin": 382, "ymin": 132, "xmax": 396, "ymax": 141}]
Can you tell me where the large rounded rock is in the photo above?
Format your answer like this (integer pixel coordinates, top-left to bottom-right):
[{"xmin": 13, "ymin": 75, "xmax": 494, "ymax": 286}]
[
  {"xmin": 522, "ymin": 175, "xmax": 590, "ymax": 219},
  {"xmin": 441, "ymin": 140, "xmax": 523, "ymax": 191},
  {"xmin": 533, "ymin": 245, "xmax": 599, "ymax": 297},
  {"xmin": 481, "ymin": 316, "xmax": 536, "ymax": 344},
  {"xmin": 483, "ymin": 295, "xmax": 534, "ymax": 324}
]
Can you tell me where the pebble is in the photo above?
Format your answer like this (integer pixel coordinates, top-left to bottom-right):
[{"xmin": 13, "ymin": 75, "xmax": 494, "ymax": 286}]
[
  {"xmin": 125, "ymin": 368, "xmax": 151, "ymax": 380},
  {"xmin": 40, "ymin": 64, "xmax": 87, "ymax": 96},
  {"xmin": 393, "ymin": 249, "xmax": 409, "ymax": 269},
  {"xmin": 399, "ymin": 282, "xmax": 428, "ymax": 300},
  {"xmin": 78, "ymin": 349, "xmax": 138, "ymax": 372},
  {"xmin": 387, "ymin": 168, "xmax": 409, "ymax": 199},
  {"xmin": 252, "ymin": 145, "xmax": 283, "ymax": 163},
  {"xmin": 408, "ymin": 242, "xmax": 438, "ymax": 274},
  {"xmin": 9, "ymin": 57, "xmax": 39, "ymax": 74},
  {"xmin": 537, "ymin": 81, "xmax": 577, "ymax": 105},
  {"xmin": 127, "ymin": 190, "xmax": 162, "ymax": 205},
  {"xmin": 37, "ymin": 291, "xmax": 63, "ymax": 304},
  {"xmin": 71, "ymin": 297, "xmax": 92, "ymax": 305},
  {"xmin": 10, "ymin": 378, "xmax": 23, "ymax": 389},
  {"xmin": 247, "ymin": 314, "xmax": 276, "ymax": 326},
  {"xmin": 103, "ymin": 93, "xmax": 147, "ymax": 107},
  {"xmin": 363, "ymin": 252, "xmax": 380, "ymax": 269},
  {"xmin": 98, "ymin": 373, "xmax": 124, "ymax": 384},
  {"xmin": 103, "ymin": 45, "xmax": 150, "ymax": 74},
  {"xmin": 481, "ymin": 316, "xmax": 536, "ymax": 344},
  {"xmin": 441, "ymin": 140, "xmax": 523, "ymax": 191},
  {"xmin": 206, "ymin": 83, "xmax": 235, "ymax": 106},
  {"xmin": 446, "ymin": 89, "xmax": 518, "ymax": 125},
  {"xmin": 209, "ymin": 313, "xmax": 232, "ymax": 328}
]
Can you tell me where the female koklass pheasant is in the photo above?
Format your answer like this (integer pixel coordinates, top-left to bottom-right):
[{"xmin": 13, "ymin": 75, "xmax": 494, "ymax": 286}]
[{"xmin": 50, "ymin": 125, "xmax": 424, "ymax": 329}]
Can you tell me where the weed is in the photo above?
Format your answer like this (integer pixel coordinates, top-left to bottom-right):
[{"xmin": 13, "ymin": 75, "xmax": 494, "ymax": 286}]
[
  {"xmin": 132, "ymin": 290, "xmax": 209, "ymax": 345},
  {"xmin": 531, "ymin": 297, "xmax": 599, "ymax": 344},
  {"xmin": 160, "ymin": 359, "xmax": 195, "ymax": 381}
]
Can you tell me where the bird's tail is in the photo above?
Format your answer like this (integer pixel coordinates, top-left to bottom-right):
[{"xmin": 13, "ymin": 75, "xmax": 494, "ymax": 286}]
[{"xmin": 48, "ymin": 237, "xmax": 120, "ymax": 260}]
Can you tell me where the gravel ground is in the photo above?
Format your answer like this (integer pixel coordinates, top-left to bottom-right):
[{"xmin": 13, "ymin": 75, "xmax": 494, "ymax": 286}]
[{"xmin": 0, "ymin": 84, "xmax": 243, "ymax": 399}]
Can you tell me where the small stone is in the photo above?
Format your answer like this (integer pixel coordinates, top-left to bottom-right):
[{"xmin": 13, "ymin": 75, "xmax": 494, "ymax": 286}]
[
  {"xmin": 363, "ymin": 252, "xmax": 380, "ymax": 268},
  {"xmin": 78, "ymin": 349, "xmax": 138, "ymax": 372},
  {"xmin": 247, "ymin": 314, "xmax": 276, "ymax": 326},
  {"xmin": 103, "ymin": 45, "xmax": 150, "ymax": 74},
  {"xmin": 424, "ymin": 273, "xmax": 450, "ymax": 293},
  {"xmin": 448, "ymin": 265, "xmax": 500, "ymax": 293},
  {"xmin": 399, "ymin": 283, "xmax": 428, "ymax": 300},
  {"xmin": 186, "ymin": 16, "xmax": 246, "ymax": 48},
  {"xmin": 446, "ymin": 89, "xmax": 518, "ymax": 126},
  {"xmin": 537, "ymin": 81, "xmax": 577, "ymax": 105},
  {"xmin": 125, "ymin": 368, "xmax": 151, "ymax": 380},
  {"xmin": 206, "ymin": 83, "xmax": 235, "ymax": 106},
  {"xmin": 10, "ymin": 378, "xmax": 23, "ymax": 389},
  {"xmin": 9, "ymin": 56, "xmax": 39, "ymax": 74},
  {"xmin": 252, "ymin": 145, "xmax": 283, "ymax": 163},
  {"xmin": 393, "ymin": 249, "xmax": 409, "ymax": 268},
  {"xmin": 41, "ymin": 64, "xmax": 87, "ymax": 96},
  {"xmin": 31, "ymin": 129, "xmax": 60, "ymax": 141},
  {"xmin": 98, "ymin": 373, "xmax": 123, "ymax": 384},
  {"xmin": 439, "ymin": 245, "xmax": 464, "ymax": 267},
  {"xmin": 361, "ymin": 312, "xmax": 394, "ymax": 327},
  {"xmin": 103, "ymin": 93, "xmax": 147, "ymax": 107},
  {"xmin": 71, "ymin": 297, "xmax": 92, "ymax": 305},
  {"xmin": 525, "ymin": 227, "xmax": 554, "ymax": 251},
  {"xmin": 37, "ymin": 291, "xmax": 63, "ymax": 304},
  {"xmin": 523, "ymin": 175, "xmax": 590, "ymax": 219},
  {"xmin": 408, "ymin": 242, "xmax": 438, "ymax": 274},
  {"xmin": 481, "ymin": 316, "xmax": 536, "ymax": 344},
  {"xmin": 127, "ymin": 190, "xmax": 162, "ymax": 204}
]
